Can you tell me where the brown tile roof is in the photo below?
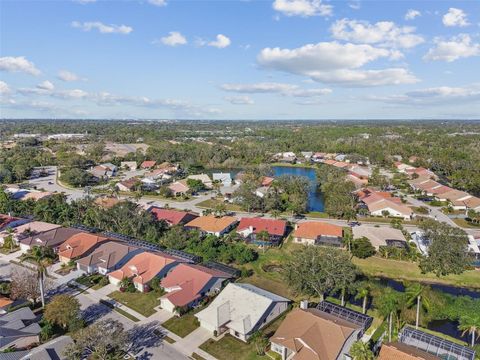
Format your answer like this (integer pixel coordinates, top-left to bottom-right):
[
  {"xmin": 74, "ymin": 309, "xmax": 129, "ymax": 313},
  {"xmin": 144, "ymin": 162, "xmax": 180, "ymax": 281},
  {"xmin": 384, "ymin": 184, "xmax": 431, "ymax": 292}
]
[
  {"xmin": 141, "ymin": 160, "xmax": 156, "ymax": 169},
  {"xmin": 185, "ymin": 216, "xmax": 238, "ymax": 233},
  {"xmin": 76, "ymin": 241, "xmax": 140, "ymax": 269},
  {"xmin": 19, "ymin": 227, "xmax": 85, "ymax": 249},
  {"xmin": 58, "ymin": 233, "xmax": 110, "ymax": 260},
  {"xmin": 261, "ymin": 176, "xmax": 274, "ymax": 187},
  {"xmin": 94, "ymin": 197, "xmax": 122, "ymax": 209},
  {"xmin": 293, "ymin": 222, "xmax": 343, "ymax": 239},
  {"xmin": 109, "ymin": 252, "xmax": 179, "ymax": 285},
  {"xmin": 270, "ymin": 308, "xmax": 360, "ymax": 360},
  {"xmin": 0, "ymin": 296, "xmax": 13, "ymax": 308},
  {"xmin": 378, "ymin": 342, "xmax": 439, "ymax": 360},
  {"xmin": 161, "ymin": 264, "xmax": 231, "ymax": 307}
]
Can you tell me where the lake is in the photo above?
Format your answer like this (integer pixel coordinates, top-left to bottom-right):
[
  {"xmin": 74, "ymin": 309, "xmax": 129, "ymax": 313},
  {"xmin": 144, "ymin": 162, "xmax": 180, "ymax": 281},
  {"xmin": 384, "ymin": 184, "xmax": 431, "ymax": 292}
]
[{"xmin": 272, "ymin": 166, "xmax": 325, "ymax": 212}]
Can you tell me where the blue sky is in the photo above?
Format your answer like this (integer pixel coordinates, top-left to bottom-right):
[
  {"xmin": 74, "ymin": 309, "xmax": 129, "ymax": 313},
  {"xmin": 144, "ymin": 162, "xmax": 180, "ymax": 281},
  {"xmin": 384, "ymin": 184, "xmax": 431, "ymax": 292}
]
[{"xmin": 1, "ymin": 0, "xmax": 479, "ymax": 120}]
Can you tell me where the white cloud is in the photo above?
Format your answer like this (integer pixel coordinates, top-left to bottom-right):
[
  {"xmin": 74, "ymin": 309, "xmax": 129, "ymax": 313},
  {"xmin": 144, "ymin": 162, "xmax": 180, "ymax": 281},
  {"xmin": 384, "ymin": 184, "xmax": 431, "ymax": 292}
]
[
  {"xmin": 0, "ymin": 56, "xmax": 41, "ymax": 76},
  {"xmin": 330, "ymin": 19, "xmax": 424, "ymax": 49},
  {"xmin": 148, "ymin": 0, "xmax": 167, "ymax": 6},
  {"xmin": 156, "ymin": 31, "xmax": 187, "ymax": 46},
  {"xmin": 405, "ymin": 9, "xmax": 421, "ymax": 20},
  {"xmin": 71, "ymin": 21, "xmax": 133, "ymax": 34},
  {"xmin": 442, "ymin": 8, "xmax": 469, "ymax": 27},
  {"xmin": 273, "ymin": 0, "xmax": 332, "ymax": 17},
  {"xmin": 0, "ymin": 81, "xmax": 11, "ymax": 95},
  {"xmin": 54, "ymin": 89, "xmax": 89, "ymax": 99},
  {"xmin": 37, "ymin": 80, "xmax": 55, "ymax": 91},
  {"xmin": 57, "ymin": 70, "xmax": 83, "ymax": 82},
  {"xmin": 208, "ymin": 34, "xmax": 231, "ymax": 48},
  {"xmin": 348, "ymin": 1, "xmax": 360, "ymax": 10},
  {"xmin": 221, "ymin": 82, "xmax": 332, "ymax": 97},
  {"xmin": 257, "ymin": 41, "xmax": 418, "ymax": 86},
  {"xmin": 368, "ymin": 85, "xmax": 480, "ymax": 106},
  {"xmin": 423, "ymin": 34, "xmax": 480, "ymax": 62},
  {"xmin": 224, "ymin": 95, "xmax": 255, "ymax": 105}
]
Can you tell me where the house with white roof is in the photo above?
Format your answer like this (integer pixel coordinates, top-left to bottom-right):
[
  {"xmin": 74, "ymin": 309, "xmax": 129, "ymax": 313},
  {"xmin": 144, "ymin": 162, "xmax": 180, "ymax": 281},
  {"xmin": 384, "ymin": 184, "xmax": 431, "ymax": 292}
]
[
  {"xmin": 195, "ymin": 283, "xmax": 290, "ymax": 342},
  {"xmin": 212, "ymin": 173, "xmax": 232, "ymax": 187}
]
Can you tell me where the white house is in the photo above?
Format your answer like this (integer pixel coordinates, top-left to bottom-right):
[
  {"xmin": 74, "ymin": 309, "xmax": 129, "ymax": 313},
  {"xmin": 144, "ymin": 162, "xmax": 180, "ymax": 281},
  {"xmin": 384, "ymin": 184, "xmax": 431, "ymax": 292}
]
[
  {"xmin": 212, "ymin": 173, "xmax": 232, "ymax": 187},
  {"xmin": 195, "ymin": 283, "xmax": 290, "ymax": 342}
]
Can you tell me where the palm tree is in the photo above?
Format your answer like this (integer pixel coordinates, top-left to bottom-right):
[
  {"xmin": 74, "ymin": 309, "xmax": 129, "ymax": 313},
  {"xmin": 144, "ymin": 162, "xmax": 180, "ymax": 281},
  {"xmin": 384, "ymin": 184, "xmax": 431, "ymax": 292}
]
[
  {"xmin": 3, "ymin": 228, "xmax": 16, "ymax": 252},
  {"xmin": 458, "ymin": 314, "xmax": 480, "ymax": 347},
  {"xmin": 21, "ymin": 246, "xmax": 55, "ymax": 308},
  {"xmin": 349, "ymin": 340, "xmax": 374, "ymax": 360},
  {"xmin": 374, "ymin": 287, "xmax": 401, "ymax": 342},
  {"xmin": 405, "ymin": 283, "xmax": 431, "ymax": 329},
  {"xmin": 355, "ymin": 282, "xmax": 370, "ymax": 315}
]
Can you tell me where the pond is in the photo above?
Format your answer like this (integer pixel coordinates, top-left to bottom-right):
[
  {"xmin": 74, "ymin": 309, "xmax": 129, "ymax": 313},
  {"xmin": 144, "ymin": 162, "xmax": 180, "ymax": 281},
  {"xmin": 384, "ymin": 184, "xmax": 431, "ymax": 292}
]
[{"xmin": 272, "ymin": 166, "xmax": 325, "ymax": 212}]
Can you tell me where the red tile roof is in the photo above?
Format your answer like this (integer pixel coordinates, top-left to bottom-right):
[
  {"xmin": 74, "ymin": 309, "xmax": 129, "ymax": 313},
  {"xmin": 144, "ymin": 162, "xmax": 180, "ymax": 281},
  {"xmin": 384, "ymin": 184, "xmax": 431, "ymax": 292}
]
[
  {"xmin": 58, "ymin": 233, "xmax": 110, "ymax": 260},
  {"xmin": 237, "ymin": 218, "xmax": 287, "ymax": 237},
  {"xmin": 141, "ymin": 160, "xmax": 156, "ymax": 169},
  {"xmin": 149, "ymin": 207, "xmax": 198, "ymax": 226},
  {"xmin": 161, "ymin": 264, "xmax": 231, "ymax": 307},
  {"xmin": 261, "ymin": 177, "xmax": 274, "ymax": 187}
]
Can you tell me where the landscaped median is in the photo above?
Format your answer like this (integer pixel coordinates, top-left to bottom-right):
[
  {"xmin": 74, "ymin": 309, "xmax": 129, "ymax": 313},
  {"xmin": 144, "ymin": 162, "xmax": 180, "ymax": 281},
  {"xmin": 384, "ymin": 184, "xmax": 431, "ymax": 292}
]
[{"xmin": 108, "ymin": 289, "xmax": 163, "ymax": 317}]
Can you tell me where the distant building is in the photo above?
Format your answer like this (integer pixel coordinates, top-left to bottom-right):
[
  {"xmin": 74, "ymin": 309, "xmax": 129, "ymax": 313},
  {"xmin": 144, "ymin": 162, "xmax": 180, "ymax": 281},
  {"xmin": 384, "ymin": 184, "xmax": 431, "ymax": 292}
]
[
  {"xmin": 120, "ymin": 161, "xmax": 138, "ymax": 171},
  {"xmin": 140, "ymin": 160, "xmax": 157, "ymax": 169},
  {"xmin": 212, "ymin": 173, "xmax": 232, "ymax": 187},
  {"xmin": 292, "ymin": 222, "xmax": 344, "ymax": 247},
  {"xmin": 148, "ymin": 207, "xmax": 198, "ymax": 226},
  {"xmin": 185, "ymin": 216, "xmax": 238, "ymax": 237},
  {"xmin": 236, "ymin": 217, "xmax": 287, "ymax": 246},
  {"xmin": 187, "ymin": 174, "xmax": 213, "ymax": 189}
]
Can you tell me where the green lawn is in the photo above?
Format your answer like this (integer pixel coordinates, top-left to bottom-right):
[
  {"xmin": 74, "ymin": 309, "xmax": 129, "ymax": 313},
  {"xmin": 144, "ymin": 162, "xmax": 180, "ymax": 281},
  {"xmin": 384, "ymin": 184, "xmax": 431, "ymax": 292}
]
[
  {"xmin": 162, "ymin": 312, "xmax": 200, "ymax": 337},
  {"xmin": 305, "ymin": 211, "xmax": 329, "ymax": 218},
  {"xmin": 452, "ymin": 218, "xmax": 480, "ymax": 229},
  {"xmin": 353, "ymin": 256, "xmax": 480, "ymax": 289},
  {"xmin": 108, "ymin": 290, "xmax": 163, "ymax": 317},
  {"xmin": 114, "ymin": 307, "xmax": 140, "ymax": 322},
  {"xmin": 200, "ymin": 335, "xmax": 269, "ymax": 360}
]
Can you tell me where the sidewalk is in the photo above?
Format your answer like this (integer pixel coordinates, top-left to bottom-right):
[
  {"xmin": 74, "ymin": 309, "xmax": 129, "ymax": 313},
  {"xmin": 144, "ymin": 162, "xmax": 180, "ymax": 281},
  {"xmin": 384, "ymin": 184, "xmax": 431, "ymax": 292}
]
[{"xmin": 172, "ymin": 327, "xmax": 217, "ymax": 360}]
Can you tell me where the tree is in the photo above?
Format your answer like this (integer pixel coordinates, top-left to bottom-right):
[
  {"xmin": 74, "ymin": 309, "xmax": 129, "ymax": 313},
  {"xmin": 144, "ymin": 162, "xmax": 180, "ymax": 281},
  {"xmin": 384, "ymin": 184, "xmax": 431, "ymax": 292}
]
[
  {"xmin": 355, "ymin": 282, "xmax": 371, "ymax": 315},
  {"xmin": 63, "ymin": 319, "xmax": 129, "ymax": 360},
  {"xmin": 2, "ymin": 228, "xmax": 16, "ymax": 252},
  {"xmin": 60, "ymin": 168, "xmax": 94, "ymax": 187},
  {"xmin": 458, "ymin": 313, "xmax": 480, "ymax": 347},
  {"xmin": 44, "ymin": 294, "xmax": 82, "ymax": 330},
  {"xmin": 213, "ymin": 202, "xmax": 227, "ymax": 217},
  {"xmin": 349, "ymin": 340, "xmax": 374, "ymax": 360},
  {"xmin": 373, "ymin": 287, "xmax": 402, "ymax": 342},
  {"xmin": 351, "ymin": 237, "xmax": 376, "ymax": 259},
  {"xmin": 10, "ymin": 268, "xmax": 52, "ymax": 305},
  {"xmin": 419, "ymin": 220, "xmax": 470, "ymax": 276},
  {"xmin": 20, "ymin": 246, "xmax": 55, "ymax": 308},
  {"xmin": 284, "ymin": 246, "xmax": 358, "ymax": 301},
  {"xmin": 405, "ymin": 283, "xmax": 431, "ymax": 329},
  {"xmin": 186, "ymin": 178, "xmax": 205, "ymax": 193},
  {"xmin": 249, "ymin": 331, "xmax": 269, "ymax": 356}
]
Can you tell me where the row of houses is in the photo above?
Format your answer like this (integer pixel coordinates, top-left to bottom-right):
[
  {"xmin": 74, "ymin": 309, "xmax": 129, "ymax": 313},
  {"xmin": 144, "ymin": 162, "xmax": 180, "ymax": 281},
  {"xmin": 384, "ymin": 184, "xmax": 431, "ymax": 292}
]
[{"xmin": 357, "ymin": 188, "xmax": 414, "ymax": 220}]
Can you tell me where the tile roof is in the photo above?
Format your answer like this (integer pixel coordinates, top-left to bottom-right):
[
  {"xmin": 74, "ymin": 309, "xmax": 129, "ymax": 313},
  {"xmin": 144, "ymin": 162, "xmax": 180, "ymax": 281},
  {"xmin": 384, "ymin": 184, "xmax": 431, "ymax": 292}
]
[
  {"xmin": 141, "ymin": 160, "xmax": 156, "ymax": 168},
  {"xmin": 168, "ymin": 180, "xmax": 190, "ymax": 194},
  {"xmin": 353, "ymin": 225, "xmax": 406, "ymax": 249},
  {"xmin": 161, "ymin": 264, "xmax": 231, "ymax": 307},
  {"xmin": 149, "ymin": 207, "xmax": 198, "ymax": 226},
  {"xmin": 271, "ymin": 308, "xmax": 360, "ymax": 360},
  {"xmin": 21, "ymin": 192, "xmax": 52, "ymax": 201},
  {"xmin": 185, "ymin": 216, "xmax": 238, "ymax": 233},
  {"xmin": 94, "ymin": 197, "xmax": 122, "ymax": 209},
  {"xmin": 19, "ymin": 227, "xmax": 85, "ymax": 249},
  {"xmin": 76, "ymin": 241, "xmax": 140, "ymax": 269},
  {"xmin": 2, "ymin": 221, "xmax": 60, "ymax": 240},
  {"xmin": 58, "ymin": 233, "xmax": 110, "ymax": 260},
  {"xmin": 108, "ymin": 252, "xmax": 179, "ymax": 285},
  {"xmin": 293, "ymin": 221, "xmax": 343, "ymax": 239},
  {"xmin": 261, "ymin": 176, "xmax": 274, "ymax": 187},
  {"xmin": 237, "ymin": 218, "xmax": 287, "ymax": 237},
  {"xmin": 378, "ymin": 342, "xmax": 439, "ymax": 360}
]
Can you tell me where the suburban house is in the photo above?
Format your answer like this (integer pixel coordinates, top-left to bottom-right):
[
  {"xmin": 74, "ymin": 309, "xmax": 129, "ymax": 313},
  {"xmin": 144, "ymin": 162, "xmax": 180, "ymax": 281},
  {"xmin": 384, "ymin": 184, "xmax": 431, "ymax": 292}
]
[
  {"xmin": 0, "ymin": 215, "xmax": 30, "ymax": 232},
  {"xmin": 140, "ymin": 160, "xmax": 156, "ymax": 169},
  {"xmin": 0, "ymin": 307, "xmax": 41, "ymax": 351},
  {"xmin": 108, "ymin": 252, "xmax": 181, "ymax": 292},
  {"xmin": 148, "ymin": 207, "xmax": 198, "ymax": 226},
  {"xmin": 90, "ymin": 163, "xmax": 117, "ymax": 179},
  {"xmin": 160, "ymin": 263, "xmax": 232, "ymax": 314},
  {"xmin": 19, "ymin": 227, "xmax": 85, "ymax": 253},
  {"xmin": 353, "ymin": 225, "xmax": 407, "ymax": 250},
  {"xmin": 58, "ymin": 233, "xmax": 111, "ymax": 264},
  {"xmin": 185, "ymin": 216, "xmax": 238, "ymax": 237},
  {"xmin": 261, "ymin": 176, "xmax": 274, "ymax": 187},
  {"xmin": 347, "ymin": 173, "xmax": 369, "ymax": 189},
  {"xmin": 0, "ymin": 221, "xmax": 60, "ymax": 246},
  {"xmin": 195, "ymin": 283, "xmax": 290, "ymax": 342},
  {"xmin": 76, "ymin": 241, "xmax": 142, "ymax": 275},
  {"xmin": 270, "ymin": 306, "xmax": 363, "ymax": 360},
  {"xmin": 236, "ymin": 218, "xmax": 287, "ymax": 246},
  {"xmin": 292, "ymin": 222, "xmax": 344, "ymax": 247},
  {"xmin": 21, "ymin": 191, "xmax": 53, "ymax": 201},
  {"xmin": 359, "ymin": 190, "xmax": 413, "ymax": 220},
  {"xmin": 115, "ymin": 178, "xmax": 139, "ymax": 192},
  {"xmin": 187, "ymin": 174, "xmax": 213, "ymax": 189},
  {"xmin": 212, "ymin": 172, "xmax": 232, "ymax": 187},
  {"xmin": 273, "ymin": 152, "xmax": 297, "ymax": 163},
  {"xmin": 120, "ymin": 161, "xmax": 138, "ymax": 170},
  {"xmin": 93, "ymin": 197, "xmax": 122, "ymax": 209},
  {"xmin": 395, "ymin": 162, "xmax": 415, "ymax": 173},
  {"xmin": 405, "ymin": 167, "xmax": 436, "ymax": 179},
  {"xmin": 378, "ymin": 343, "xmax": 440, "ymax": 360},
  {"xmin": 12, "ymin": 335, "xmax": 73, "ymax": 360},
  {"xmin": 168, "ymin": 180, "xmax": 190, "ymax": 197}
]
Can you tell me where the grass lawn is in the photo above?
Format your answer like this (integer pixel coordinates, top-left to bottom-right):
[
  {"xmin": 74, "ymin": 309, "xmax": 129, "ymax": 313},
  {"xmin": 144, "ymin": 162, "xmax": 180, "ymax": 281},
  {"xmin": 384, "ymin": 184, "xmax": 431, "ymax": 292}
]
[
  {"xmin": 162, "ymin": 312, "xmax": 201, "ymax": 338},
  {"xmin": 452, "ymin": 218, "xmax": 480, "ymax": 229},
  {"xmin": 196, "ymin": 198, "xmax": 244, "ymax": 212},
  {"xmin": 114, "ymin": 307, "xmax": 140, "ymax": 322},
  {"xmin": 108, "ymin": 290, "xmax": 163, "ymax": 317},
  {"xmin": 164, "ymin": 336, "xmax": 176, "ymax": 344},
  {"xmin": 200, "ymin": 335, "xmax": 269, "ymax": 360},
  {"xmin": 305, "ymin": 211, "xmax": 329, "ymax": 218},
  {"xmin": 353, "ymin": 256, "xmax": 480, "ymax": 289},
  {"xmin": 191, "ymin": 353, "xmax": 206, "ymax": 360}
]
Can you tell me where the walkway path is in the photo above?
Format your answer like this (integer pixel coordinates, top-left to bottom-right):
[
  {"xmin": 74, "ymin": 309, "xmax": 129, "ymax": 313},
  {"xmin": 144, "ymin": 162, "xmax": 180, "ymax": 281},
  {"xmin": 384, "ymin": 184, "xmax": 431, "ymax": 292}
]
[{"xmin": 173, "ymin": 327, "xmax": 216, "ymax": 360}]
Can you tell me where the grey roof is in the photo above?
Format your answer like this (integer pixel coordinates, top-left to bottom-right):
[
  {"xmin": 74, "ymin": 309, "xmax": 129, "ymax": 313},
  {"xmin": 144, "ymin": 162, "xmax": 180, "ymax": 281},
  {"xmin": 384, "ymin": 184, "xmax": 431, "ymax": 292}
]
[
  {"xmin": 20, "ymin": 335, "xmax": 73, "ymax": 360},
  {"xmin": 0, "ymin": 308, "xmax": 41, "ymax": 349},
  {"xmin": 76, "ymin": 241, "xmax": 139, "ymax": 269},
  {"xmin": 19, "ymin": 228, "xmax": 84, "ymax": 249}
]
